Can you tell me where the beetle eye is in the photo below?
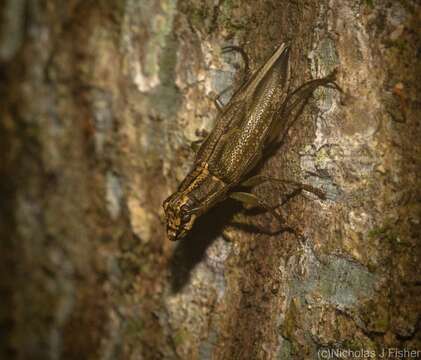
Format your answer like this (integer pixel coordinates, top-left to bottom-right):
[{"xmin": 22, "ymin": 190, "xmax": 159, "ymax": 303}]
[
  {"xmin": 180, "ymin": 204, "xmax": 189, "ymax": 212},
  {"xmin": 181, "ymin": 212, "xmax": 191, "ymax": 223}
]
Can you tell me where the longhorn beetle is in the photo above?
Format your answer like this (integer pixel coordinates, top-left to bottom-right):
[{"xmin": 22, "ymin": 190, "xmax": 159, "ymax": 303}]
[{"xmin": 163, "ymin": 43, "xmax": 338, "ymax": 241}]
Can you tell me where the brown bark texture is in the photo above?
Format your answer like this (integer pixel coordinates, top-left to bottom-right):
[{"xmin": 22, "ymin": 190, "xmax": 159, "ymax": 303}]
[{"xmin": 1, "ymin": 0, "xmax": 420, "ymax": 359}]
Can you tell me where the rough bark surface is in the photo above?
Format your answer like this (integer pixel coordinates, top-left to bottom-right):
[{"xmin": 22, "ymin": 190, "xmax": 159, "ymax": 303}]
[{"xmin": 1, "ymin": 0, "xmax": 420, "ymax": 359}]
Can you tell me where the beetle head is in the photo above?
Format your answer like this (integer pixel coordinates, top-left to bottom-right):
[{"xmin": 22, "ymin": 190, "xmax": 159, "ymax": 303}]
[{"xmin": 163, "ymin": 194, "xmax": 198, "ymax": 241}]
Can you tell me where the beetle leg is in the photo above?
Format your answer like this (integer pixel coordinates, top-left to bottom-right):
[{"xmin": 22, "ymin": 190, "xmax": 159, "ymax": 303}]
[
  {"xmin": 284, "ymin": 70, "xmax": 341, "ymax": 115},
  {"xmin": 213, "ymin": 85, "xmax": 233, "ymax": 111},
  {"xmin": 229, "ymin": 189, "xmax": 326, "ymax": 242},
  {"xmin": 266, "ymin": 71, "xmax": 340, "ymax": 147},
  {"xmin": 221, "ymin": 45, "xmax": 250, "ymax": 78},
  {"xmin": 228, "ymin": 218, "xmax": 296, "ymax": 236},
  {"xmin": 229, "ymin": 190, "xmax": 322, "ymax": 248},
  {"xmin": 214, "ymin": 98, "xmax": 224, "ymax": 111},
  {"xmin": 229, "ymin": 191, "xmax": 285, "ymax": 225},
  {"xmin": 229, "ymin": 191, "xmax": 304, "ymax": 236},
  {"xmin": 240, "ymin": 175, "xmax": 326, "ymax": 200},
  {"xmin": 213, "ymin": 46, "xmax": 251, "ymax": 111}
]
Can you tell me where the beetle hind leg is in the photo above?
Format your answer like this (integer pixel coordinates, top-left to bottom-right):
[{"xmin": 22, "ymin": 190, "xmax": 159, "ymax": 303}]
[
  {"xmin": 228, "ymin": 191, "xmax": 307, "ymax": 237},
  {"xmin": 230, "ymin": 191, "xmax": 285, "ymax": 223},
  {"xmin": 228, "ymin": 189, "xmax": 324, "ymax": 261},
  {"xmin": 212, "ymin": 45, "xmax": 251, "ymax": 111},
  {"xmin": 240, "ymin": 175, "xmax": 326, "ymax": 201},
  {"xmin": 284, "ymin": 70, "xmax": 342, "ymax": 116},
  {"xmin": 221, "ymin": 45, "xmax": 250, "ymax": 77},
  {"xmin": 230, "ymin": 176, "xmax": 327, "ymax": 238}
]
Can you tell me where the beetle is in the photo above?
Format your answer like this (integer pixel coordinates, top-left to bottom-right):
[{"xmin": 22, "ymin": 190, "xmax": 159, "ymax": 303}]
[{"xmin": 163, "ymin": 43, "xmax": 337, "ymax": 241}]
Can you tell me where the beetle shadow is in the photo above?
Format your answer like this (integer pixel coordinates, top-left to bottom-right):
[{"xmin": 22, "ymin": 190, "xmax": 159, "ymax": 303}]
[{"xmin": 169, "ymin": 199, "xmax": 240, "ymax": 293}]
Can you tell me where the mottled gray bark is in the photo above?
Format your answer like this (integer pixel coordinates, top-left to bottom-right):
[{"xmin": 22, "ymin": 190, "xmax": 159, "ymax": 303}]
[{"xmin": 1, "ymin": 0, "xmax": 420, "ymax": 359}]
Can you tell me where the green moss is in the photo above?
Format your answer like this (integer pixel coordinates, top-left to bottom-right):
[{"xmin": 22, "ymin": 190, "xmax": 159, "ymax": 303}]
[
  {"xmin": 189, "ymin": 7, "xmax": 209, "ymax": 29},
  {"xmin": 341, "ymin": 338, "xmax": 377, "ymax": 358},
  {"xmin": 343, "ymin": 338, "xmax": 375, "ymax": 351},
  {"xmin": 173, "ymin": 328, "xmax": 190, "ymax": 347},
  {"xmin": 315, "ymin": 147, "xmax": 330, "ymax": 168},
  {"xmin": 178, "ymin": 0, "xmax": 216, "ymax": 33},
  {"xmin": 393, "ymin": 39, "xmax": 408, "ymax": 52},
  {"xmin": 277, "ymin": 337, "xmax": 293, "ymax": 359},
  {"xmin": 126, "ymin": 317, "xmax": 145, "ymax": 337},
  {"xmin": 363, "ymin": 0, "xmax": 374, "ymax": 9},
  {"xmin": 373, "ymin": 309, "xmax": 390, "ymax": 332},
  {"xmin": 367, "ymin": 225, "xmax": 397, "ymax": 243},
  {"xmin": 148, "ymin": 18, "xmax": 181, "ymax": 118},
  {"xmin": 281, "ymin": 298, "xmax": 301, "ymax": 340},
  {"xmin": 144, "ymin": 5, "xmax": 175, "ymax": 77},
  {"xmin": 361, "ymin": 300, "xmax": 390, "ymax": 333},
  {"xmin": 218, "ymin": 0, "xmax": 247, "ymax": 34}
]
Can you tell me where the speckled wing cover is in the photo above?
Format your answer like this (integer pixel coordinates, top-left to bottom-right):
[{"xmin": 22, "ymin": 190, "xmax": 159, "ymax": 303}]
[{"xmin": 195, "ymin": 44, "xmax": 291, "ymax": 184}]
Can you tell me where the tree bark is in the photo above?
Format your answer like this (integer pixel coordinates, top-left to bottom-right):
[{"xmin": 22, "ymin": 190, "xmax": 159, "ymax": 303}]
[{"xmin": 1, "ymin": 0, "xmax": 420, "ymax": 359}]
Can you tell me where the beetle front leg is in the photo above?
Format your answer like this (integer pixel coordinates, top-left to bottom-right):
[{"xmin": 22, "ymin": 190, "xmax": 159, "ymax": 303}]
[
  {"xmin": 229, "ymin": 191, "xmax": 291, "ymax": 234},
  {"xmin": 229, "ymin": 191, "xmax": 304, "ymax": 236},
  {"xmin": 240, "ymin": 175, "xmax": 326, "ymax": 201},
  {"xmin": 229, "ymin": 191, "xmax": 320, "ymax": 251}
]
